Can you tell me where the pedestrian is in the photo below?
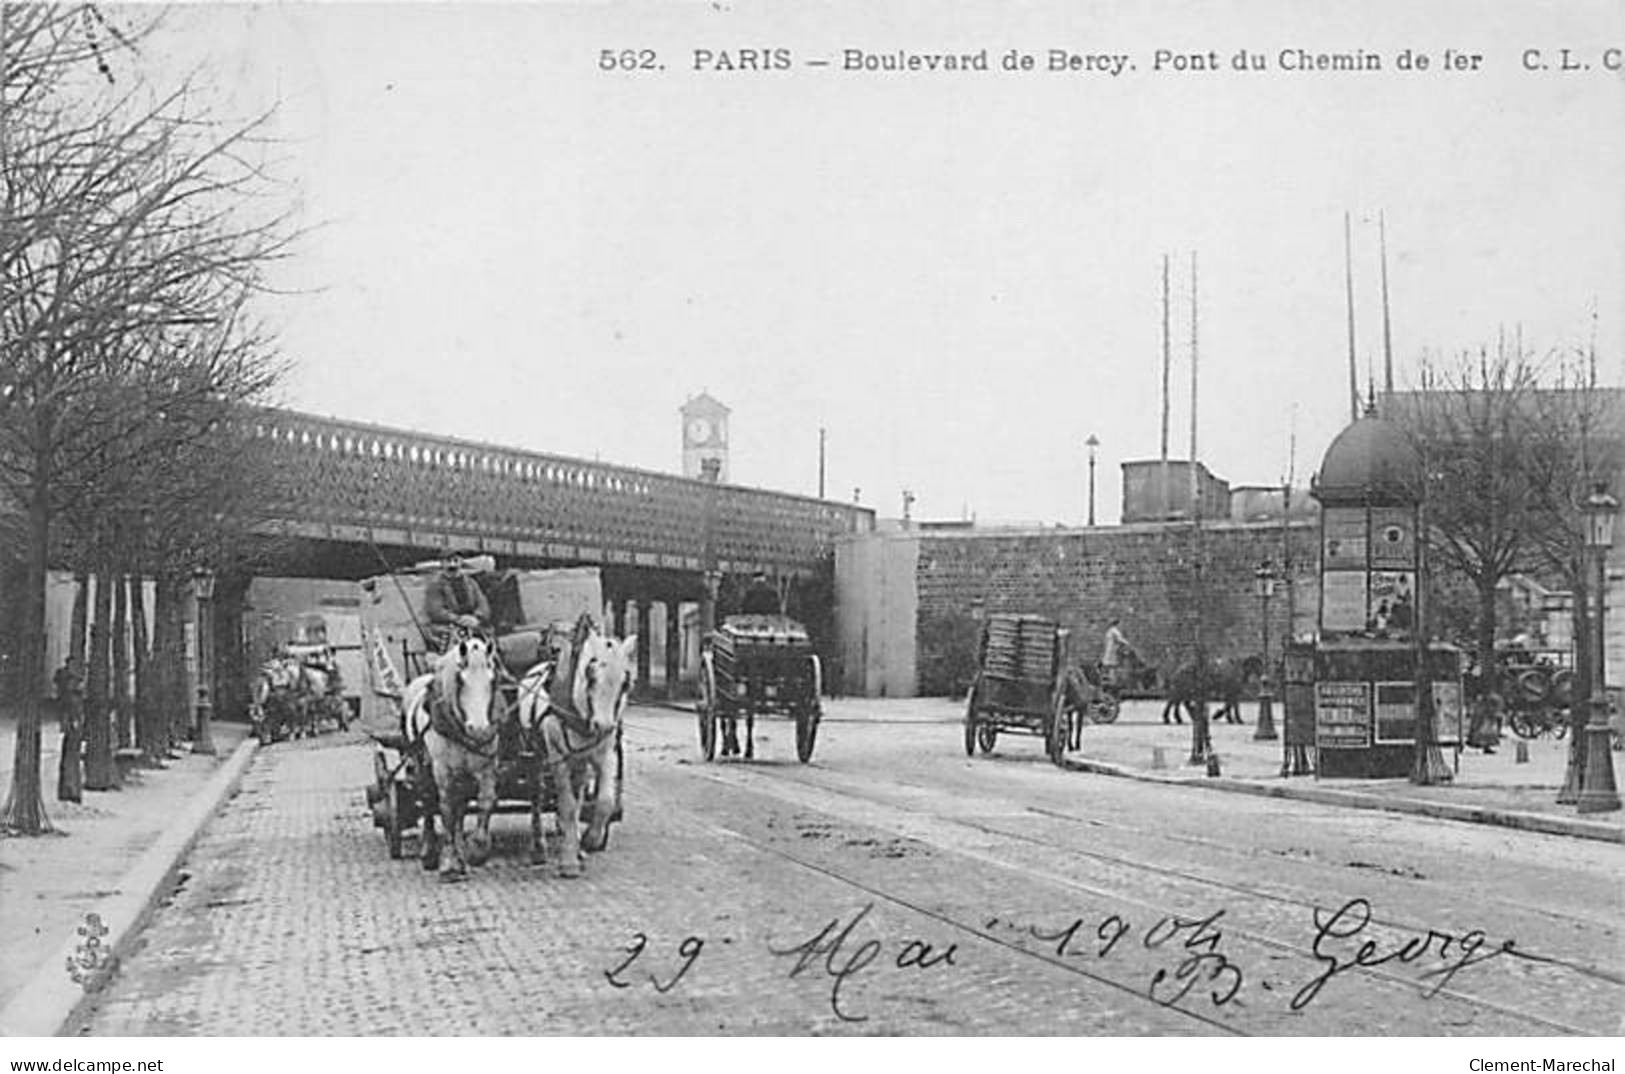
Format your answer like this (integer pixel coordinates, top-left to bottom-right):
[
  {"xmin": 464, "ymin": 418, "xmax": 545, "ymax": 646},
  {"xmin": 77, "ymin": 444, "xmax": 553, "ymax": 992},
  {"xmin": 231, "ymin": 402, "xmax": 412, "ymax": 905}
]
[
  {"xmin": 1101, "ymin": 617, "xmax": 1135, "ymax": 696},
  {"xmin": 53, "ymin": 656, "xmax": 84, "ymax": 724},
  {"xmin": 422, "ymin": 550, "xmax": 492, "ymax": 652},
  {"xmin": 1470, "ymin": 688, "xmax": 1504, "ymax": 754}
]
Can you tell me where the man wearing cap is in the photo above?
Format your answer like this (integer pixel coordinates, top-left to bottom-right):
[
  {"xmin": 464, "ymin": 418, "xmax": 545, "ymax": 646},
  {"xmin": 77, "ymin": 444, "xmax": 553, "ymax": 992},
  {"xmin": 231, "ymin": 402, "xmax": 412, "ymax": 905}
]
[
  {"xmin": 739, "ymin": 571, "xmax": 780, "ymax": 616},
  {"xmin": 423, "ymin": 551, "xmax": 492, "ymax": 652}
]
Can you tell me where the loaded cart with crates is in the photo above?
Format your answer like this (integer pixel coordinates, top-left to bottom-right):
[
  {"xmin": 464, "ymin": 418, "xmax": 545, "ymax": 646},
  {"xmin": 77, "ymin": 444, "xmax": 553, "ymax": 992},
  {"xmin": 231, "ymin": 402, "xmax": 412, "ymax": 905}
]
[
  {"xmin": 359, "ymin": 562, "xmax": 621, "ymax": 862},
  {"xmin": 963, "ymin": 613, "xmax": 1079, "ymax": 767}
]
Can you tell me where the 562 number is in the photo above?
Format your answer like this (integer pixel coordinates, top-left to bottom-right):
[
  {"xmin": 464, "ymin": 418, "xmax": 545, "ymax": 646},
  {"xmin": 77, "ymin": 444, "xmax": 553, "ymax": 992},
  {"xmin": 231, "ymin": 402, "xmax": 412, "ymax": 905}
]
[{"xmin": 600, "ymin": 49, "xmax": 660, "ymax": 71}]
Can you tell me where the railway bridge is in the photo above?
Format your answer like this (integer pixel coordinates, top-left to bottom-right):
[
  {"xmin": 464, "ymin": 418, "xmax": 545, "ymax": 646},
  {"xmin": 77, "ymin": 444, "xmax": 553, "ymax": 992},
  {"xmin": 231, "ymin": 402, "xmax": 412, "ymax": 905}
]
[{"xmin": 226, "ymin": 406, "xmax": 874, "ymax": 702}]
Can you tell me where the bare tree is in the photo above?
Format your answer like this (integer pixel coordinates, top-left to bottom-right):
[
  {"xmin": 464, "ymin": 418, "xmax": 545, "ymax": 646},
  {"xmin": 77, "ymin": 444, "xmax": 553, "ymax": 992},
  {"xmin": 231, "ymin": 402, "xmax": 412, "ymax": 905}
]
[
  {"xmin": 1519, "ymin": 356, "xmax": 1622, "ymax": 797},
  {"xmin": 2, "ymin": 11, "xmax": 294, "ymax": 834},
  {"xmin": 1391, "ymin": 343, "xmax": 1545, "ymax": 708}
]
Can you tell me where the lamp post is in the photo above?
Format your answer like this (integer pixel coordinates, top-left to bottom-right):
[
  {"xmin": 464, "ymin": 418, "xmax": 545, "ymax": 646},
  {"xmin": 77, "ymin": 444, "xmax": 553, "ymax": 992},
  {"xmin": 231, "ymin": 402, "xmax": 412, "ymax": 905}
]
[
  {"xmin": 1578, "ymin": 483, "xmax": 1619, "ymax": 814},
  {"xmin": 1253, "ymin": 560, "xmax": 1279, "ymax": 740},
  {"xmin": 191, "ymin": 568, "xmax": 216, "ymax": 756},
  {"xmin": 1086, "ymin": 434, "xmax": 1100, "ymax": 526}
]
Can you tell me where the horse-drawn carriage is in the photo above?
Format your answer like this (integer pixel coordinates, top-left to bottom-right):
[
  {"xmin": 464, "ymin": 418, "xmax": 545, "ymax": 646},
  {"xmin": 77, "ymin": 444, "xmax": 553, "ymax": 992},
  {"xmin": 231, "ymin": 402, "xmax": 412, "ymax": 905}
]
[
  {"xmin": 249, "ymin": 642, "xmax": 349, "ymax": 745},
  {"xmin": 1496, "ymin": 647, "xmax": 1576, "ymax": 740},
  {"xmin": 963, "ymin": 613, "xmax": 1082, "ymax": 766},
  {"xmin": 359, "ymin": 564, "xmax": 629, "ymax": 880},
  {"xmin": 697, "ymin": 614, "xmax": 823, "ymax": 762}
]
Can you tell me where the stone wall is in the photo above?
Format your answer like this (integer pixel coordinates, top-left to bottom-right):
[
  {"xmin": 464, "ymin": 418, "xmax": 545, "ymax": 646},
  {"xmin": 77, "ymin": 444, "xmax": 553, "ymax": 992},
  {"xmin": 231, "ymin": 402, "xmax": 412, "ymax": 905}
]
[{"xmin": 913, "ymin": 520, "xmax": 1321, "ymax": 696}]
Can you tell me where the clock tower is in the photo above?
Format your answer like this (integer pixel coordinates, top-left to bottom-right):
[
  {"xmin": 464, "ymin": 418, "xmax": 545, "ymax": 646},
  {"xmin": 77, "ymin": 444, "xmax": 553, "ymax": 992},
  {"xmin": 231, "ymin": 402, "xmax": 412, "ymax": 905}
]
[{"xmin": 681, "ymin": 392, "xmax": 730, "ymax": 481}]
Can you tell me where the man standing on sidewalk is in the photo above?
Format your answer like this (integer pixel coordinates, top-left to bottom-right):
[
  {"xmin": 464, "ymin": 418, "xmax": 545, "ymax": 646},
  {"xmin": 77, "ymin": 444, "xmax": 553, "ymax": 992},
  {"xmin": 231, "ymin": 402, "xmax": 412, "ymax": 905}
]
[{"xmin": 1101, "ymin": 617, "xmax": 1135, "ymax": 696}]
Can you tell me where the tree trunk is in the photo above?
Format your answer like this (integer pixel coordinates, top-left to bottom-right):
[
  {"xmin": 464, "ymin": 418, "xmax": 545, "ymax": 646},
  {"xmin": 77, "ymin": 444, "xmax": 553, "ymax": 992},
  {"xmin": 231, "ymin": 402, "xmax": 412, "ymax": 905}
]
[
  {"xmin": 157, "ymin": 575, "xmax": 190, "ymax": 751},
  {"xmin": 84, "ymin": 569, "xmax": 120, "ymax": 791},
  {"xmin": 152, "ymin": 577, "xmax": 177, "ymax": 753},
  {"xmin": 131, "ymin": 576, "xmax": 161, "ymax": 763},
  {"xmin": 1, "ymin": 434, "xmax": 55, "ymax": 834},
  {"xmin": 1477, "ymin": 577, "xmax": 1498, "ymax": 702},
  {"xmin": 113, "ymin": 573, "xmax": 131, "ymax": 749},
  {"xmin": 1562, "ymin": 568, "xmax": 1592, "ymax": 802},
  {"xmin": 57, "ymin": 573, "xmax": 90, "ymax": 803}
]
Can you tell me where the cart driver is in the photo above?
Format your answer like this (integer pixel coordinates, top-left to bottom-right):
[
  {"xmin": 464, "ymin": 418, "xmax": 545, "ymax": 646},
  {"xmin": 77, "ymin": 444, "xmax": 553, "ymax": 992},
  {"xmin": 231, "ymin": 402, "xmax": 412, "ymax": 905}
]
[
  {"xmin": 1101, "ymin": 617, "xmax": 1136, "ymax": 695},
  {"xmin": 423, "ymin": 550, "xmax": 492, "ymax": 653},
  {"xmin": 740, "ymin": 571, "xmax": 781, "ymax": 616}
]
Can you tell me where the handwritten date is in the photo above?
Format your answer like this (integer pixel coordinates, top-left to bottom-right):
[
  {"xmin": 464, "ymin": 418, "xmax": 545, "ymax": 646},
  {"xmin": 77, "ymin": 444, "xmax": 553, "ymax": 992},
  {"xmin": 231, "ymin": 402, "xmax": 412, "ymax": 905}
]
[{"xmin": 769, "ymin": 903, "xmax": 957, "ymax": 1022}]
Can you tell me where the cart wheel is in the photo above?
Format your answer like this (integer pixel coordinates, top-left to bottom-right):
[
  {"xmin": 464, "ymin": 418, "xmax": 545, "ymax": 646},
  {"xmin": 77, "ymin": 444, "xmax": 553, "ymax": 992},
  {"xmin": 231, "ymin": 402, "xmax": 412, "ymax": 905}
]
[
  {"xmin": 699, "ymin": 654, "xmax": 719, "ymax": 761},
  {"xmin": 963, "ymin": 681, "xmax": 980, "ymax": 758},
  {"xmin": 1517, "ymin": 669, "xmax": 1550, "ymax": 705},
  {"xmin": 795, "ymin": 707, "xmax": 819, "ymax": 762},
  {"xmin": 795, "ymin": 655, "xmax": 822, "ymax": 763},
  {"xmin": 1508, "ymin": 711, "xmax": 1538, "ymax": 739},
  {"xmin": 976, "ymin": 723, "xmax": 998, "ymax": 754},
  {"xmin": 1046, "ymin": 690, "xmax": 1069, "ymax": 766},
  {"xmin": 1549, "ymin": 669, "xmax": 1574, "ymax": 709},
  {"xmin": 1093, "ymin": 694, "xmax": 1122, "ymax": 725}
]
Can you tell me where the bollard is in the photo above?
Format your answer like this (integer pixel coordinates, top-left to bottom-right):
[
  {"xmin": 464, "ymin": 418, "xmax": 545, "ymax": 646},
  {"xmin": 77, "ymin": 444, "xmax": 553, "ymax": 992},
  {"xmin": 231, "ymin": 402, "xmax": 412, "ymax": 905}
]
[
  {"xmin": 1206, "ymin": 752, "xmax": 1222, "ymax": 778},
  {"xmin": 1514, "ymin": 739, "xmax": 1529, "ymax": 764},
  {"xmin": 1151, "ymin": 746, "xmax": 1167, "ymax": 770}
]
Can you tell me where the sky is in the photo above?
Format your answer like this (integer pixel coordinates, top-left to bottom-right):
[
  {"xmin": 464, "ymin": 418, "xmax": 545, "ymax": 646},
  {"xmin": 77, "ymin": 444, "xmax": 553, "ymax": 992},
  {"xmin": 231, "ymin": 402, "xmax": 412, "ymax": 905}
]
[{"xmin": 142, "ymin": 1, "xmax": 1624, "ymax": 525}]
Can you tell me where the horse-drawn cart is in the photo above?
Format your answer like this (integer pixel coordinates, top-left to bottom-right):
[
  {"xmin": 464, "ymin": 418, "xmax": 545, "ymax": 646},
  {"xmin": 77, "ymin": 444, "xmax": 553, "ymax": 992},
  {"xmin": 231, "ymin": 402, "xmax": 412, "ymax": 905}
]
[
  {"xmin": 249, "ymin": 643, "xmax": 349, "ymax": 745},
  {"xmin": 358, "ymin": 565, "xmax": 622, "ymax": 867},
  {"xmin": 698, "ymin": 614, "xmax": 823, "ymax": 762},
  {"xmin": 963, "ymin": 613, "xmax": 1079, "ymax": 767}
]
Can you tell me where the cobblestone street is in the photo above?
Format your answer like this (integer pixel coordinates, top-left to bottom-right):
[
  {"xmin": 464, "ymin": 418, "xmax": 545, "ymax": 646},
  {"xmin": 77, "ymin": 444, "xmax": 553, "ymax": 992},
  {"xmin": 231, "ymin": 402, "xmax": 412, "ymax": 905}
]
[{"xmin": 76, "ymin": 705, "xmax": 1623, "ymax": 1036}]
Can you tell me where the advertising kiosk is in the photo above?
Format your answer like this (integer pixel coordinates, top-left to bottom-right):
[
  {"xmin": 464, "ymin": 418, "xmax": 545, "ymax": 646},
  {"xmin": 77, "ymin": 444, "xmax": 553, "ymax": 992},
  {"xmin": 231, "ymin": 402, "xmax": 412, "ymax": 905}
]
[{"xmin": 1310, "ymin": 404, "xmax": 1463, "ymax": 778}]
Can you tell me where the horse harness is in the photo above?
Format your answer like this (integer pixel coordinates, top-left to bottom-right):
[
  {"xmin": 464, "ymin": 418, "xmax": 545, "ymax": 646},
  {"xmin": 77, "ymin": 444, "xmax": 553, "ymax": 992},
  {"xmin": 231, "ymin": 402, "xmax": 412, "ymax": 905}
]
[{"xmin": 426, "ymin": 657, "xmax": 500, "ymax": 758}]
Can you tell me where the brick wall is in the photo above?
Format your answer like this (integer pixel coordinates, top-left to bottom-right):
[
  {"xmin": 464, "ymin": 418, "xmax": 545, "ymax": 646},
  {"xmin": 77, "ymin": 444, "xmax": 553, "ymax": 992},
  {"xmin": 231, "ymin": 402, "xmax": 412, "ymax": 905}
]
[{"xmin": 915, "ymin": 520, "xmax": 1320, "ymax": 695}]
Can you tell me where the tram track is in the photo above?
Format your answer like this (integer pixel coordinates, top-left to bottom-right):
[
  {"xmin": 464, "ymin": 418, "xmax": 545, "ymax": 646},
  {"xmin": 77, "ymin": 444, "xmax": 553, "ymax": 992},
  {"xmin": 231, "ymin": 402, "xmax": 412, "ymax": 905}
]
[{"xmin": 633, "ymin": 725, "xmax": 1618, "ymax": 1036}]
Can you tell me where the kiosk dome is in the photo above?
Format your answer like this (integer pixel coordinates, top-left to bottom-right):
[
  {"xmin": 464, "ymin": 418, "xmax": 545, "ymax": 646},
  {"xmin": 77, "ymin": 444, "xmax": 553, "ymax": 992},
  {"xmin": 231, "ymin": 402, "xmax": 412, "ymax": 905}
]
[{"xmin": 1311, "ymin": 403, "xmax": 1422, "ymax": 506}]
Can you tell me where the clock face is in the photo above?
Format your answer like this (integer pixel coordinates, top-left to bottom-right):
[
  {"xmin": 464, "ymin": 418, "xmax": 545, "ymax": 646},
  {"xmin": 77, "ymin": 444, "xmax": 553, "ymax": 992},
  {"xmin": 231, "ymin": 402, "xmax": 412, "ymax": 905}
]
[{"xmin": 687, "ymin": 417, "xmax": 713, "ymax": 444}]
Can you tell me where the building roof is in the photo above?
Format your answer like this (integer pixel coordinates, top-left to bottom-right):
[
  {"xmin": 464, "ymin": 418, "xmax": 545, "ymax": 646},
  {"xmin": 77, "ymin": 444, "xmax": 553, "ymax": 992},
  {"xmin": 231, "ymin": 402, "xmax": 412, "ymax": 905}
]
[
  {"xmin": 681, "ymin": 391, "xmax": 731, "ymax": 417},
  {"xmin": 1312, "ymin": 403, "xmax": 1422, "ymax": 505}
]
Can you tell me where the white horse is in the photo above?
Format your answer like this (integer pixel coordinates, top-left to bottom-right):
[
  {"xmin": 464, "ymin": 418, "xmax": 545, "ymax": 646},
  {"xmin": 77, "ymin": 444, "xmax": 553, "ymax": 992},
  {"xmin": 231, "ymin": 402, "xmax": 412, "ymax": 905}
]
[
  {"xmin": 292, "ymin": 647, "xmax": 348, "ymax": 734},
  {"xmin": 404, "ymin": 636, "xmax": 500, "ymax": 882},
  {"xmin": 518, "ymin": 618, "xmax": 633, "ymax": 879},
  {"xmin": 249, "ymin": 658, "xmax": 302, "ymax": 743}
]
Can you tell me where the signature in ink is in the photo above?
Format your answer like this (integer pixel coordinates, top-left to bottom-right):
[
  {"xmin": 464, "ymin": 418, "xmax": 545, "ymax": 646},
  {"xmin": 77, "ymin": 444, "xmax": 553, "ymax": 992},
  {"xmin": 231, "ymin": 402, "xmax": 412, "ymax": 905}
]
[
  {"xmin": 1290, "ymin": 897, "xmax": 1516, "ymax": 1010},
  {"xmin": 604, "ymin": 932, "xmax": 705, "ymax": 993},
  {"xmin": 768, "ymin": 902, "xmax": 958, "ymax": 1022},
  {"xmin": 1143, "ymin": 909, "xmax": 1244, "ymax": 1008}
]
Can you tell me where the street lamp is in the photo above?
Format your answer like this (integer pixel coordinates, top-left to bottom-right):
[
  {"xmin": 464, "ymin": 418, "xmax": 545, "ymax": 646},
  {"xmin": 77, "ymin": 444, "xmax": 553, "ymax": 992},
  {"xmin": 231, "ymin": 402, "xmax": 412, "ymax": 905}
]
[
  {"xmin": 1578, "ymin": 483, "xmax": 1619, "ymax": 814},
  {"xmin": 1253, "ymin": 560, "xmax": 1279, "ymax": 741},
  {"xmin": 192, "ymin": 568, "xmax": 217, "ymax": 756},
  {"xmin": 1086, "ymin": 435, "xmax": 1100, "ymax": 526}
]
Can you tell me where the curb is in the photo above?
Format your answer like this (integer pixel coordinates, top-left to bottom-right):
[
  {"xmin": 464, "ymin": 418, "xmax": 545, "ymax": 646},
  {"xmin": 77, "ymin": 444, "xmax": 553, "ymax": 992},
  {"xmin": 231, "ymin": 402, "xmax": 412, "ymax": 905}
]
[
  {"xmin": 0, "ymin": 736, "xmax": 259, "ymax": 1038},
  {"xmin": 1063, "ymin": 756, "xmax": 1625, "ymax": 845}
]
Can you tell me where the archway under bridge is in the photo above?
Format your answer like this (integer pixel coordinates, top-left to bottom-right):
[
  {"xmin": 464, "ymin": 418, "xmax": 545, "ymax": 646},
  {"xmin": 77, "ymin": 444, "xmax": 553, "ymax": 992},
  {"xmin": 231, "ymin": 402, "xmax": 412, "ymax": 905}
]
[{"xmin": 210, "ymin": 532, "xmax": 836, "ymax": 720}]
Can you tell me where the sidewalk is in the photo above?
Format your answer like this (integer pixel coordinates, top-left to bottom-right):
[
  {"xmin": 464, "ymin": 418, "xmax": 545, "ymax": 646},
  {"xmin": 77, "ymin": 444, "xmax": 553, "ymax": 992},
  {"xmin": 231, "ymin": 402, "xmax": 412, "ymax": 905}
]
[
  {"xmin": 0, "ymin": 712, "xmax": 254, "ymax": 1036},
  {"xmin": 819, "ymin": 695, "xmax": 1625, "ymax": 844}
]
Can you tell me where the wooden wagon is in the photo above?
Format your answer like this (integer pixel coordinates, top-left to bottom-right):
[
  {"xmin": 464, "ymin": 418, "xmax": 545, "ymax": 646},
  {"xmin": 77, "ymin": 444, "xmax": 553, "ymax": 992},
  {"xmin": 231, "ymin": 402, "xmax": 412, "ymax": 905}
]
[
  {"xmin": 963, "ymin": 613, "xmax": 1078, "ymax": 767},
  {"xmin": 698, "ymin": 614, "xmax": 823, "ymax": 763},
  {"xmin": 359, "ymin": 564, "xmax": 621, "ymax": 862}
]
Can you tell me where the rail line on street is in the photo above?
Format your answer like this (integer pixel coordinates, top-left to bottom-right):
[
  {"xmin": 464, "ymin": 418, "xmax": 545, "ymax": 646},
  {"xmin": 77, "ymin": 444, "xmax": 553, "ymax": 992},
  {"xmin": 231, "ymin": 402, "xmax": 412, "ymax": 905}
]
[{"xmin": 629, "ymin": 716, "xmax": 1617, "ymax": 1036}]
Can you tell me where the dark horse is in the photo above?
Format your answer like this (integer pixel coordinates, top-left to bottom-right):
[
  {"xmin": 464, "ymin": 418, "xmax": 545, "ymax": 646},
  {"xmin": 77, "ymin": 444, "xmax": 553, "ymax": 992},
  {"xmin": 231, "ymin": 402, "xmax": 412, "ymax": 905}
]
[{"xmin": 1161, "ymin": 654, "xmax": 1264, "ymax": 725}]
